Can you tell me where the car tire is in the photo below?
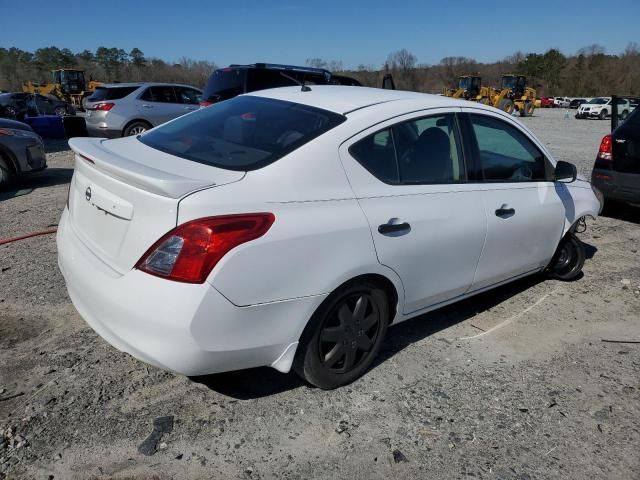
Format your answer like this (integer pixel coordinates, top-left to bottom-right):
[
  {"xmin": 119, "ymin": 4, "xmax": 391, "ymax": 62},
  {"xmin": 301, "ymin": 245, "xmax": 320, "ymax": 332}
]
[
  {"xmin": 124, "ymin": 121, "xmax": 152, "ymax": 137},
  {"xmin": 498, "ymin": 98, "xmax": 514, "ymax": 114},
  {"xmin": 547, "ymin": 233, "xmax": 586, "ymax": 281},
  {"xmin": 621, "ymin": 110, "xmax": 628, "ymax": 120},
  {"xmin": 0, "ymin": 156, "xmax": 13, "ymax": 190},
  {"xmin": 599, "ymin": 109, "xmax": 607, "ymax": 120},
  {"xmin": 293, "ymin": 281, "xmax": 389, "ymax": 389},
  {"xmin": 520, "ymin": 102, "xmax": 534, "ymax": 117}
]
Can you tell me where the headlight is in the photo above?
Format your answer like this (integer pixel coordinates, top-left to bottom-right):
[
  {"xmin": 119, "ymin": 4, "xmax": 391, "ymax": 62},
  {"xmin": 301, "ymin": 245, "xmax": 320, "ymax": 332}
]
[{"xmin": 0, "ymin": 127, "xmax": 40, "ymax": 139}]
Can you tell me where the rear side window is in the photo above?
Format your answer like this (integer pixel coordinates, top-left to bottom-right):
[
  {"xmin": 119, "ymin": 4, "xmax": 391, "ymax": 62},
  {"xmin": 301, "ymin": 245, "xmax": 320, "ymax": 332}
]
[
  {"xmin": 202, "ymin": 69, "xmax": 246, "ymax": 103},
  {"xmin": 349, "ymin": 113, "xmax": 465, "ymax": 184},
  {"xmin": 469, "ymin": 114, "xmax": 550, "ymax": 181},
  {"xmin": 139, "ymin": 96, "xmax": 346, "ymax": 171},
  {"xmin": 88, "ymin": 86, "xmax": 138, "ymax": 101},
  {"xmin": 140, "ymin": 86, "xmax": 178, "ymax": 103}
]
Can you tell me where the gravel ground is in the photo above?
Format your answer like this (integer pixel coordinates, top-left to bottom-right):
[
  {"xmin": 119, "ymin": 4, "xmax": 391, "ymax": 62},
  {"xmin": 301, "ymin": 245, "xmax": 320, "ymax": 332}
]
[{"xmin": 1, "ymin": 108, "xmax": 639, "ymax": 480}]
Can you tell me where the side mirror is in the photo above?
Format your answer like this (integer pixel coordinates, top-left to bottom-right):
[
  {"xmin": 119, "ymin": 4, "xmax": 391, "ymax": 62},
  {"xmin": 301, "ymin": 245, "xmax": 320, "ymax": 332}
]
[{"xmin": 555, "ymin": 161, "xmax": 577, "ymax": 183}]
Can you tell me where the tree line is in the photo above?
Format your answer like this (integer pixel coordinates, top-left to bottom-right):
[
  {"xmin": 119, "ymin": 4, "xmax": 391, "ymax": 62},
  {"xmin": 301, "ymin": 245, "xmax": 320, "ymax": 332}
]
[
  {"xmin": 0, "ymin": 46, "xmax": 216, "ymax": 91},
  {"xmin": 1, "ymin": 43, "xmax": 639, "ymax": 97}
]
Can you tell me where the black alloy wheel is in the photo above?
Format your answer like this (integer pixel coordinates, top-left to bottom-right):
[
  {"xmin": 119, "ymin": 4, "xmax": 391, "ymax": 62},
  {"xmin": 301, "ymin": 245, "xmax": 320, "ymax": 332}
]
[
  {"xmin": 548, "ymin": 233, "xmax": 586, "ymax": 281},
  {"xmin": 294, "ymin": 282, "xmax": 389, "ymax": 389}
]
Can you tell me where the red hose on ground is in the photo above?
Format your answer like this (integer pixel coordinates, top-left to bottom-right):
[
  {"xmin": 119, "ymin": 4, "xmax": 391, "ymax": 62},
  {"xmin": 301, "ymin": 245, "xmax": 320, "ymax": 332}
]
[{"xmin": 0, "ymin": 228, "xmax": 58, "ymax": 246}]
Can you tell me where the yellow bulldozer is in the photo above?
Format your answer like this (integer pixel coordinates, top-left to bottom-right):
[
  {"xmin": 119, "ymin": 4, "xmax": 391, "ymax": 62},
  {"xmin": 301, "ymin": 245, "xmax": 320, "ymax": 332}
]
[{"xmin": 22, "ymin": 69, "xmax": 101, "ymax": 108}]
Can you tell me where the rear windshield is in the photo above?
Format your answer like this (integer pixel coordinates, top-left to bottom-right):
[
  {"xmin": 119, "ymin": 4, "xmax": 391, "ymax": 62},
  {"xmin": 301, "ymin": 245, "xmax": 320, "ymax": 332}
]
[
  {"xmin": 139, "ymin": 96, "xmax": 346, "ymax": 171},
  {"xmin": 88, "ymin": 86, "xmax": 139, "ymax": 102},
  {"xmin": 202, "ymin": 69, "xmax": 246, "ymax": 103}
]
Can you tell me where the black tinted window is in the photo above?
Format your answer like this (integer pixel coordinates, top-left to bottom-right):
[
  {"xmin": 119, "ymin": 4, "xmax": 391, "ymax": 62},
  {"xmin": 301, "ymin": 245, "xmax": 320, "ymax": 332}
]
[
  {"xmin": 349, "ymin": 129, "xmax": 398, "ymax": 183},
  {"xmin": 393, "ymin": 114, "xmax": 465, "ymax": 184},
  {"xmin": 88, "ymin": 86, "xmax": 138, "ymax": 101},
  {"xmin": 202, "ymin": 69, "xmax": 245, "ymax": 103},
  {"xmin": 139, "ymin": 96, "xmax": 346, "ymax": 171},
  {"xmin": 350, "ymin": 114, "xmax": 465, "ymax": 185},
  {"xmin": 470, "ymin": 114, "xmax": 549, "ymax": 181},
  {"xmin": 141, "ymin": 86, "xmax": 178, "ymax": 103}
]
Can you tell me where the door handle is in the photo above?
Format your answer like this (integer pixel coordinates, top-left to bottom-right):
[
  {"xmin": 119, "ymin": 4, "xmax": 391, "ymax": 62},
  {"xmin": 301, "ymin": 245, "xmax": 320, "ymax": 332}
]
[
  {"xmin": 495, "ymin": 204, "xmax": 516, "ymax": 218},
  {"xmin": 378, "ymin": 221, "xmax": 411, "ymax": 235}
]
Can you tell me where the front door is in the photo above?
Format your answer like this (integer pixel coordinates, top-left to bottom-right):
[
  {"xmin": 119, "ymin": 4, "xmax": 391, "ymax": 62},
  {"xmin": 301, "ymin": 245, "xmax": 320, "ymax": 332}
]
[
  {"xmin": 340, "ymin": 109, "xmax": 486, "ymax": 314},
  {"xmin": 461, "ymin": 109, "xmax": 565, "ymax": 290}
]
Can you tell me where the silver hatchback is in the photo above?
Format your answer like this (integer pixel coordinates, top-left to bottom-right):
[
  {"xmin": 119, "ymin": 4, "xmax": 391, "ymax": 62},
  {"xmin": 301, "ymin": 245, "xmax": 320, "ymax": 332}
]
[{"xmin": 84, "ymin": 83, "xmax": 202, "ymax": 138}]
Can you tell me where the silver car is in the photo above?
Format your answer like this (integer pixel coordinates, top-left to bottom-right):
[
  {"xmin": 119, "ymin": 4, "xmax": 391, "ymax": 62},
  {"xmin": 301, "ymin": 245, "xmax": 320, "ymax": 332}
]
[{"xmin": 84, "ymin": 83, "xmax": 202, "ymax": 138}]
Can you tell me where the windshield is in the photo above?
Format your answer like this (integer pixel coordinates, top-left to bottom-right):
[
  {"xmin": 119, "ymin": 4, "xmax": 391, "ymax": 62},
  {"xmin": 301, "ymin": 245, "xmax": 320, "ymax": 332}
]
[
  {"xmin": 588, "ymin": 98, "xmax": 608, "ymax": 105},
  {"xmin": 502, "ymin": 76, "xmax": 516, "ymax": 89},
  {"xmin": 139, "ymin": 96, "xmax": 346, "ymax": 171}
]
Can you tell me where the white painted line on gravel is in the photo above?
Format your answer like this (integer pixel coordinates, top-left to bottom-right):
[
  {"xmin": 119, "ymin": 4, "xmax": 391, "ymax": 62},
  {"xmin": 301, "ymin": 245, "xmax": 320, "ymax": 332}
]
[{"xmin": 458, "ymin": 289, "xmax": 557, "ymax": 340}]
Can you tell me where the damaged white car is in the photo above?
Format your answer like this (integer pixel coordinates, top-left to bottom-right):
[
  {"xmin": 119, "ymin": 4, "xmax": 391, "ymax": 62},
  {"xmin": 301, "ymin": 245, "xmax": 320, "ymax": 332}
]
[{"xmin": 57, "ymin": 86, "xmax": 602, "ymax": 389}]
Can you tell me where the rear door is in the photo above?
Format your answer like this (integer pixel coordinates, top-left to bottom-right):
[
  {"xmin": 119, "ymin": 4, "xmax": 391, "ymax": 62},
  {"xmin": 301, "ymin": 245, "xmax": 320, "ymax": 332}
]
[
  {"xmin": 137, "ymin": 86, "xmax": 183, "ymax": 125},
  {"xmin": 340, "ymin": 109, "xmax": 487, "ymax": 314},
  {"xmin": 461, "ymin": 109, "xmax": 564, "ymax": 290}
]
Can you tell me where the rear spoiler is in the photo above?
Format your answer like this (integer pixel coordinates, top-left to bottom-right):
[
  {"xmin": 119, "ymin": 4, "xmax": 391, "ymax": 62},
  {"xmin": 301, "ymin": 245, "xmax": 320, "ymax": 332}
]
[{"xmin": 69, "ymin": 137, "xmax": 216, "ymax": 198}]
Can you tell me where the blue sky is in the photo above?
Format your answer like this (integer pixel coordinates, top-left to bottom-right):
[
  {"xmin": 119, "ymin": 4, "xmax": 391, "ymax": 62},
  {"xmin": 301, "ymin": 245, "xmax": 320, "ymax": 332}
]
[{"xmin": 1, "ymin": 0, "xmax": 638, "ymax": 68}]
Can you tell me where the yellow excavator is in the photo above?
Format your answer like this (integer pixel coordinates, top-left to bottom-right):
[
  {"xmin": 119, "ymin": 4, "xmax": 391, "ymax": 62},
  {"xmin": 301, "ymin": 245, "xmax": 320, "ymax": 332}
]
[{"xmin": 22, "ymin": 69, "xmax": 101, "ymax": 108}]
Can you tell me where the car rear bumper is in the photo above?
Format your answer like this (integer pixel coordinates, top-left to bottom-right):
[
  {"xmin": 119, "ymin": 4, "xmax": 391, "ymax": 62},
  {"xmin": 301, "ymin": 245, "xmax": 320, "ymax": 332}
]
[
  {"xmin": 57, "ymin": 208, "xmax": 325, "ymax": 376},
  {"xmin": 592, "ymin": 169, "xmax": 640, "ymax": 204},
  {"xmin": 86, "ymin": 123, "xmax": 122, "ymax": 138}
]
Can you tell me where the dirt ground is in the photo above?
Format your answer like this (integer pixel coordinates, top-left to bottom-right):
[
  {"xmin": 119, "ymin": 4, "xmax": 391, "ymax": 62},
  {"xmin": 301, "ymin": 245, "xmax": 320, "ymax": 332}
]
[{"xmin": 1, "ymin": 108, "xmax": 639, "ymax": 480}]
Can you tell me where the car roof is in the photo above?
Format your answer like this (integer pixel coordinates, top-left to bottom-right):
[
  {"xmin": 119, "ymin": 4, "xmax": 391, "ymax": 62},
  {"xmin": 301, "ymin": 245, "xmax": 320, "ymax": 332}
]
[
  {"xmin": 98, "ymin": 82, "xmax": 198, "ymax": 89},
  {"xmin": 246, "ymin": 85, "xmax": 471, "ymax": 115}
]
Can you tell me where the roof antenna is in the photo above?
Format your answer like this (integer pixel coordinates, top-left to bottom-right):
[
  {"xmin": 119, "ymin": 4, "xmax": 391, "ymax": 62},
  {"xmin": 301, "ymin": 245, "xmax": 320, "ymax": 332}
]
[{"xmin": 280, "ymin": 72, "xmax": 311, "ymax": 92}]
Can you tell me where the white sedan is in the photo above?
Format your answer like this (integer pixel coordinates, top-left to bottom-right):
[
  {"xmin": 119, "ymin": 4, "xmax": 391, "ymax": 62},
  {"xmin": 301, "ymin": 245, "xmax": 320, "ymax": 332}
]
[{"xmin": 57, "ymin": 86, "xmax": 602, "ymax": 389}]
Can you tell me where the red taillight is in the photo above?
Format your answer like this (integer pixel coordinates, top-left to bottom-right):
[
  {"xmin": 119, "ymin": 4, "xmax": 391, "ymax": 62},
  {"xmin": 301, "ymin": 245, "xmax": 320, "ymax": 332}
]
[
  {"xmin": 597, "ymin": 134, "xmax": 613, "ymax": 161},
  {"xmin": 136, "ymin": 213, "xmax": 275, "ymax": 283},
  {"xmin": 93, "ymin": 102, "xmax": 114, "ymax": 111},
  {"xmin": 199, "ymin": 101, "xmax": 213, "ymax": 107}
]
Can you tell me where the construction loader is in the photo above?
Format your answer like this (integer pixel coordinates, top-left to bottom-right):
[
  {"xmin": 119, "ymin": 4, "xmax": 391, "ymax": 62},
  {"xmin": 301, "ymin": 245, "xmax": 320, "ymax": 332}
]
[
  {"xmin": 443, "ymin": 75, "xmax": 482, "ymax": 100},
  {"xmin": 22, "ymin": 69, "xmax": 101, "ymax": 108},
  {"xmin": 487, "ymin": 74, "xmax": 536, "ymax": 117}
]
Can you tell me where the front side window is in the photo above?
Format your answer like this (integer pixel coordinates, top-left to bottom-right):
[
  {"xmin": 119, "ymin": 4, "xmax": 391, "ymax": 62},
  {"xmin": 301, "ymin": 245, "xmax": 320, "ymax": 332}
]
[
  {"xmin": 470, "ymin": 114, "xmax": 550, "ymax": 182},
  {"xmin": 176, "ymin": 87, "xmax": 201, "ymax": 105},
  {"xmin": 349, "ymin": 113, "xmax": 465, "ymax": 185},
  {"xmin": 139, "ymin": 96, "xmax": 346, "ymax": 171}
]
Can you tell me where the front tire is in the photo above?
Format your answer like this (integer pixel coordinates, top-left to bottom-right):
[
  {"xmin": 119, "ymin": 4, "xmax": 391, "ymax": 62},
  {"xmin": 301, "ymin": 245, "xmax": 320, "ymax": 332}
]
[
  {"xmin": 0, "ymin": 156, "xmax": 13, "ymax": 190},
  {"xmin": 547, "ymin": 233, "xmax": 586, "ymax": 281},
  {"xmin": 599, "ymin": 109, "xmax": 607, "ymax": 120},
  {"xmin": 498, "ymin": 98, "xmax": 514, "ymax": 114},
  {"xmin": 293, "ymin": 281, "xmax": 389, "ymax": 389}
]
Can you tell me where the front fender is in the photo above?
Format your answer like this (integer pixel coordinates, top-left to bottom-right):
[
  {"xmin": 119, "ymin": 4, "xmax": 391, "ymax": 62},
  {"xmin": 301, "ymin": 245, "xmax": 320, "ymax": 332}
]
[{"xmin": 557, "ymin": 180, "xmax": 601, "ymax": 236}]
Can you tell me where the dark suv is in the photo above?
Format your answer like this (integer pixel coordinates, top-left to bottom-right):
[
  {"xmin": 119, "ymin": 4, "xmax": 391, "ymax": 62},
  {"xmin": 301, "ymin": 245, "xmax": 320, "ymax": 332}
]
[
  {"xmin": 592, "ymin": 107, "xmax": 640, "ymax": 206},
  {"xmin": 200, "ymin": 63, "xmax": 361, "ymax": 106}
]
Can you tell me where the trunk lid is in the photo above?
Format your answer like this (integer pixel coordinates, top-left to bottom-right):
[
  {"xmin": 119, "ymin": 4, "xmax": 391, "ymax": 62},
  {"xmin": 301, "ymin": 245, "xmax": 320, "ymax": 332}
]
[{"xmin": 67, "ymin": 136, "xmax": 244, "ymax": 274}]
